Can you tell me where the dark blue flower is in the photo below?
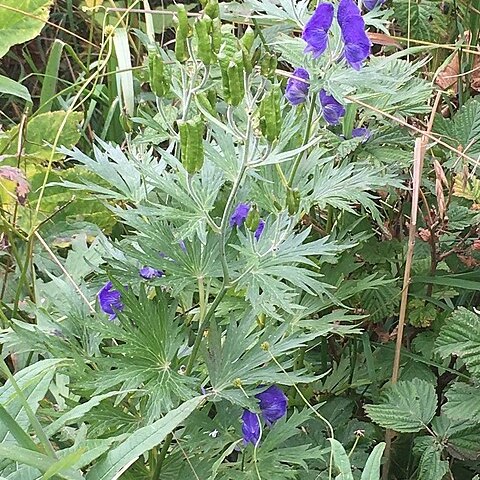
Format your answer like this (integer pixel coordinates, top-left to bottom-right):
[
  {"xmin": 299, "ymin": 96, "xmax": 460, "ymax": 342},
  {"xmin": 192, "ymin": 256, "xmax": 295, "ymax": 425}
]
[
  {"xmin": 179, "ymin": 240, "xmax": 187, "ymax": 253},
  {"xmin": 351, "ymin": 127, "xmax": 371, "ymax": 141},
  {"xmin": 254, "ymin": 219, "xmax": 265, "ymax": 241},
  {"xmin": 285, "ymin": 68, "xmax": 310, "ymax": 105},
  {"xmin": 242, "ymin": 410, "xmax": 261, "ymax": 445},
  {"xmin": 230, "ymin": 203, "xmax": 250, "ymax": 227},
  {"xmin": 139, "ymin": 266, "xmax": 164, "ymax": 279},
  {"xmin": 319, "ymin": 89, "xmax": 345, "ymax": 125},
  {"xmin": 337, "ymin": 0, "xmax": 371, "ymax": 70},
  {"xmin": 302, "ymin": 2, "xmax": 334, "ymax": 58},
  {"xmin": 98, "ymin": 281, "xmax": 124, "ymax": 320},
  {"xmin": 363, "ymin": 0, "xmax": 385, "ymax": 10},
  {"xmin": 255, "ymin": 385, "xmax": 288, "ymax": 425}
]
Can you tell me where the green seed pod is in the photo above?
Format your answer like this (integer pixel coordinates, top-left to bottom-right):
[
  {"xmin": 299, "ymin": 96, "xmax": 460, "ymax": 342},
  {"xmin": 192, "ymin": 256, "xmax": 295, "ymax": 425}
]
[
  {"xmin": 196, "ymin": 92, "xmax": 216, "ymax": 117},
  {"xmin": 242, "ymin": 46, "xmax": 253, "ymax": 75},
  {"xmin": 227, "ymin": 59, "xmax": 244, "ymax": 106},
  {"xmin": 260, "ymin": 52, "xmax": 277, "ymax": 78},
  {"xmin": 240, "ymin": 26, "xmax": 255, "ymax": 52},
  {"xmin": 148, "ymin": 48, "xmax": 169, "ymax": 97},
  {"xmin": 194, "ymin": 17, "xmax": 212, "ymax": 65},
  {"xmin": 204, "ymin": 0, "xmax": 219, "ymax": 19},
  {"xmin": 178, "ymin": 116, "xmax": 205, "ymax": 174},
  {"xmin": 210, "ymin": 18, "xmax": 222, "ymax": 53},
  {"xmin": 259, "ymin": 84, "xmax": 282, "ymax": 142},
  {"xmin": 207, "ymin": 89, "xmax": 217, "ymax": 109},
  {"xmin": 175, "ymin": 5, "xmax": 191, "ymax": 38},
  {"xmin": 245, "ymin": 206, "xmax": 260, "ymax": 231},
  {"xmin": 286, "ymin": 187, "xmax": 301, "ymax": 215}
]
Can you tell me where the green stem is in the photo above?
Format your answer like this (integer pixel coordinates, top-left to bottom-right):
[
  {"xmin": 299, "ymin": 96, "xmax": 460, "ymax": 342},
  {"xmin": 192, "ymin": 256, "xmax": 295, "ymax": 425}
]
[
  {"xmin": 152, "ymin": 433, "xmax": 173, "ymax": 480},
  {"xmin": 288, "ymin": 95, "xmax": 316, "ymax": 187},
  {"xmin": 12, "ymin": 237, "xmax": 34, "ymax": 319}
]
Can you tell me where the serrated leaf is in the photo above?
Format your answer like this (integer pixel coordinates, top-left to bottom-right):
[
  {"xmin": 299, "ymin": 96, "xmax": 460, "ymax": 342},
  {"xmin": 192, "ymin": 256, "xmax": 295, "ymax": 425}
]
[
  {"xmin": 435, "ymin": 307, "xmax": 480, "ymax": 376},
  {"xmin": 365, "ymin": 379, "xmax": 437, "ymax": 432},
  {"xmin": 416, "ymin": 445, "xmax": 449, "ymax": 480},
  {"xmin": 0, "ymin": 0, "xmax": 54, "ymax": 58},
  {"xmin": 443, "ymin": 383, "xmax": 480, "ymax": 423},
  {"xmin": 85, "ymin": 395, "xmax": 203, "ymax": 480}
]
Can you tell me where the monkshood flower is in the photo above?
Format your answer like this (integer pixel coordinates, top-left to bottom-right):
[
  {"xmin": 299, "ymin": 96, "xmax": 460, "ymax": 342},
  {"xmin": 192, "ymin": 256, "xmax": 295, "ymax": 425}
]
[
  {"xmin": 319, "ymin": 89, "xmax": 345, "ymax": 125},
  {"xmin": 139, "ymin": 266, "xmax": 164, "ymax": 279},
  {"xmin": 255, "ymin": 385, "xmax": 288, "ymax": 425},
  {"xmin": 302, "ymin": 2, "xmax": 334, "ymax": 58},
  {"xmin": 230, "ymin": 203, "xmax": 250, "ymax": 227},
  {"xmin": 98, "ymin": 281, "xmax": 124, "ymax": 320},
  {"xmin": 242, "ymin": 410, "xmax": 261, "ymax": 445},
  {"xmin": 363, "ymin": 0, "xmax": 385, "ymax": 10},
  {"xmin": 337, "ymin": 0, "xmax": 371, "ymax": 70},
  {"xmin": 254, "ymin": 219, "xmax": 265, "ymax": 241},
  {"xmin": 351, "ymin": 127, "xmax": 372, "ymax": 141},
  {"xmin": 285, "ymin": 68, "xmax": 310, "ymax": 105}
]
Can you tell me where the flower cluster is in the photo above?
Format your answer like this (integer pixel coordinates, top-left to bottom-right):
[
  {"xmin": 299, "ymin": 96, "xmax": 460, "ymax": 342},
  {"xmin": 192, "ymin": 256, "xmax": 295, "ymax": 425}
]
[
  {"xmin": 242, "ymin": 385, "xmax": 288, "ymax": 445},
  {"xmin": 230, "ymin": 203, "xmax": 265, "ymax": 240}
]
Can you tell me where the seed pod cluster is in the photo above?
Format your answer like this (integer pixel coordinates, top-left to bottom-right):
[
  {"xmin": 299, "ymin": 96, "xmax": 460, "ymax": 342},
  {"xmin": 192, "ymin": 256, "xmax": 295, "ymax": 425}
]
[
  {"xmin": 217, "ymin": 31, "xmax": 245, "ymax": 106},
  {"xmin": 177, "ymin": 116, "xmax": 205, "ymax": 174},
  {"xmin": 174, "ymin": 5, "xmax": 191, "ymax": 62},
  {"xmin": 147, "ymin": 47, "xmax": 170, "ymax": 97},
  {"xmin": 259, "ymin": 84, "xmax": 282, "ymax": 142}
]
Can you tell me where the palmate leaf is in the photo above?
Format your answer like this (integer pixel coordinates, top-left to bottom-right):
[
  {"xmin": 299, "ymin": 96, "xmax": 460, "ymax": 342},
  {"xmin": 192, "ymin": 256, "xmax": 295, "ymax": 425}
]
[
  {"xmin": 233, "ymin": 213, "xmax": 351, "ymax": 315},
  {"xmin": 205, "ymin": 314, "xmax": 324, "ymax": 396},
  {"xmin": 364, "ymin": 379, "xmax": 437, "ymax": 432},
  {"xmin": 435, "ymin": 307, "xmax": 480, "ymax": 376},
  {"xmin": 87, "ymin": 288, "xmax": 196, "ymax": 420}
]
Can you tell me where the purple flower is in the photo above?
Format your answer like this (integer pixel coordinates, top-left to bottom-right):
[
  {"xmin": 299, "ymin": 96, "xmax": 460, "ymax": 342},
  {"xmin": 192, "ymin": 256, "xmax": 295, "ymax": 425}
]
[
  {"xmin": 254, "ymin": 219, "xmax": 265, "ymax": 241},
  {"xmin": 139, "ymin": 266, "xmax": 164, "ymax": 279},
  {"xmin": 363, "ymin": 0, "xmax": 385, "ymax": 10},
  {"xmin": 337, "ymin": 0, "xmax": 371, "ymax": 70},
  {"xmin": 255, "ymin": 385, "xmax": 288, "ymax": 425},
  {"xmin": 285, "ymin": 68, "xmax": 310, "ymax": 105},
  {"xmin": 319, "ymin": 89, "xmax": 345, "ymax": 125},
  {"xmin": 230, "ymin": 203, "xmax": 250, "ymax": 227},
  {"xmin": 351, "ymin": 127, "xmax": 371, "ymax": 141},
  {"xmin": 179, "ymin": 240, "xmax": 187, "ymax": 253},
  {"xmin": 302, "ymin": 2, "xmax": 334, "ymax": 58},
  {"xmin": 97, "ymin": 281, "xmax": 124, "ymax": 320},
  {"xmin": 242, "ymin": 410, "xmax": 261, "ymax": 445}
]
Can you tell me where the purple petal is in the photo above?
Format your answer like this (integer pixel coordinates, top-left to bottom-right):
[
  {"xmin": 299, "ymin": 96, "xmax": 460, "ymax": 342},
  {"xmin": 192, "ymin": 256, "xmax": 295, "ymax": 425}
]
[
  {"xmin": 351, "ymin": 127, "xmax": 371, "ymax": 141},
  {"xmin": 363, "ymin": 0, "xmax": 385, "ymax": 10},
  {"xmin": 241, "ymin": 410, "xmax": 261, "ymax": 445},
  {"xmin": 97, "ymin": 281, "xmax": 124, "ymax": 318},
  {"xmin": 254, "ymin": 219, "xmax": 265, "ymax": 241},
  {"xmin": 255, "ymin": 385, "xmax": 288, "ymax": 425},
  {"xmin": 337, "ymin": 0, "xmax": 361, "ymax": 26},
  {"xmin": 319, "ymin": 89, "xmax": 345, "ymax": 125},
  {"xmin": 302, "ymin": 2, "xmax": 334, "ymax": 58},
  {"xmin": 139, "ymin": 266, "xmax": 164, "ymax": 279},
  {"xmin": 230, "ymin": 203, "xmax": 250, "ymax": 227},
  {"xmin": 285, "ymin": 68, "xmax": 310, "ymax": 105}
]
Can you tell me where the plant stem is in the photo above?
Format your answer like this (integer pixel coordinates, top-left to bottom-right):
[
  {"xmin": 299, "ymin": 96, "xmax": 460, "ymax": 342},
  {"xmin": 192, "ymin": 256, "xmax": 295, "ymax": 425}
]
[
  {"xmin": 152, "ymin": 433, "xmax": 172, "ymax": 480},
  {"xmin": 288, "ymin": 95, "xmax": 316, "ymax": 187}
]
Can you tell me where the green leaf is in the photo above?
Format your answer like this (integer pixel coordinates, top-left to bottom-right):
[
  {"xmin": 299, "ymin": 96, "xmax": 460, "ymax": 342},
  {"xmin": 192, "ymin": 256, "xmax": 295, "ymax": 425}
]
[
  {"xmin": 443, "ymin": 383, "xmax": 480, "ymax": 423},
  {"xmin": 434, "ymin": 98, "xmax": 480, "ymax": 156},
  {"xmin": 329, "ymin": 438, "xmax": 354, "ymax": 480},
  {"xmin": 0, "ymin": 75, "xmax": 31, "ymax": 103},
  {"xmin": 0, "ymin": 445, "xmax": 83, "ymax": 480},
  {"xmin": 43, "ymin": 449, "xmax": 85, "ymax": 480},
  {"xmin": 0, "ymin": 404, "xmax": 38, "ymax": 451},
  {"xmin": 0, "ymin": 358, "xmax": 64, "ymax": 444},
  {"xmin": 364, "ymin": 379, "xmax": 437, "ymax": 432},
  {"xmin": 0, "ymin": 0, "xmax": 54, "ymax": 58},
  {"xmin": 416, "ymin": 445, "xmax": 449, "ymax": 480},
  {"xmin": 85, "ymin": 396, "xmax": 204, "ymax": 480},
  {"xmin": 360, "ymin": 442, "xmax": 386, "ymax": 480},
  {"xmin": 435, "ymin": 307, "xmax": 480, "ymax": 376},
  {"xmin": 0, "ymin": 111, "xmax": 83, "ymax": 161}
]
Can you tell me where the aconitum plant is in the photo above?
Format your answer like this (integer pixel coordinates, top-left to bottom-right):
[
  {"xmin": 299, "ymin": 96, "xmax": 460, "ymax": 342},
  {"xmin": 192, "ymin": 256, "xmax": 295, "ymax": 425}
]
[{"xmin": 5, "ymin": 0, "xmax": 441, "ymax": 478}]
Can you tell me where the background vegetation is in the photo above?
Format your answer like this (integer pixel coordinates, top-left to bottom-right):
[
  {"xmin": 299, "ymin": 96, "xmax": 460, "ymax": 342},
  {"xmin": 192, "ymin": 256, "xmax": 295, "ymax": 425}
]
[{"xmin": 0, "ymin": 0, "xmax": 479, "ymax": 479}]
